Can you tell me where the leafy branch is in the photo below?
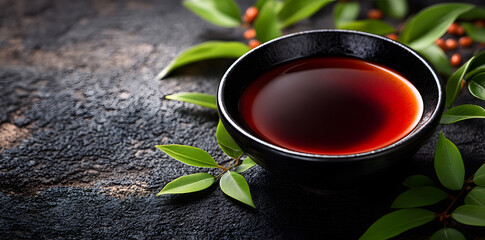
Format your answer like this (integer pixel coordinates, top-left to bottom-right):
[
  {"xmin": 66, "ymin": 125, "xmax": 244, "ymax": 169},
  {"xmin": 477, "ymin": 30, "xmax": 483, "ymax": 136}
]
[{"xmin": 156, "ymin": 121, "xmax": 256, "ymax": 208}]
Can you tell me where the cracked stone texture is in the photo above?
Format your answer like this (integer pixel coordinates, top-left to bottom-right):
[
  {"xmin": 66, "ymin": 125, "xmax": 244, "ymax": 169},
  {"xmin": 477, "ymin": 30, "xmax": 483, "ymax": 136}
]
[{"xmin": 1, "ymin": 0, "xmax": 484, "ymax": 239}]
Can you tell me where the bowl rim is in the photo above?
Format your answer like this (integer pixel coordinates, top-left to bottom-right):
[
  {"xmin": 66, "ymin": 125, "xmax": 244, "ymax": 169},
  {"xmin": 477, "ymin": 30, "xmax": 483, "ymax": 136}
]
[{"xmin": 217, "ymin": 29, "xmax": 444, "ymax": 162}]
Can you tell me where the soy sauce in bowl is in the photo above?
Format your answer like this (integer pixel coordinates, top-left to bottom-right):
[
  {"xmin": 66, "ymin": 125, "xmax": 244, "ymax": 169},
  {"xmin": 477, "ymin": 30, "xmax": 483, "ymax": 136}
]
[{"xmin": 239, "ymin": 57, "xmax": 423, "ymax": 155}]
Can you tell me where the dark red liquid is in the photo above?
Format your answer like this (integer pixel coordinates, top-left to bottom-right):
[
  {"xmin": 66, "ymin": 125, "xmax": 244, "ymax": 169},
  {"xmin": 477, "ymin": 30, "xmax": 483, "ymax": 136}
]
[{"xmin": 239, "ymin": 57, "xmax": 423, "ymax": 155}]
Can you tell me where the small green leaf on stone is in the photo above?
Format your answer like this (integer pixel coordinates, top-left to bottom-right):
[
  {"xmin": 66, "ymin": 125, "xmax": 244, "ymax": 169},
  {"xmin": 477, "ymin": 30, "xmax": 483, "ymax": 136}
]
[
  {"xmin": 399, "ymin": 3, "xmax": 473, "ymax": 50},
  {"xmin": 333, "ymin": 1, "xmax": 360, "ymax": 28},
  {"xmin": 465, "ymin": 186, "xmax": 485, "ymax": 207},
  {"xmin": 434, "ymin": 132, "xmax": 465, "ymax": 191},
  {"xmin": 220, "ymin": 171, "xmax": 255, "ymax": 208},
  {"xmin": 452, "ymin": 205, "xmax": 485, "ymax": 226},
  {"xmin": 462, "ymin": 22, "xmax": 485, "ymax": 43},
  {"xmin": 338, "ymin": 20, "xmax": 395, "ymax": 36},
  {"xmin": 430, "ymin": 228, "xmax": 465, "ymax": 240},
  {"xmin": 216, "ymin": 120, "xmax": 243, "ymax": 159},
  {"xmin": 474, "ymin": 164, "xmax": 485, "ymax": 186},
  {"xmin": 391, "ymin": 186, "xmax": 448, "ymax": 208},
  {"xmin": 156, "ymin": 144, "xmax": 219, "ymax": 168},
  {"xmin": 374, "ymin": 0, "xmax": 407, "ymax": 19},
  {"xmin": 469, "ymin": 72, "xmax": 485, "ymax": 101},
  {"xmin": 165, "ymin": 92, "xmax": 217, "ymax": 109},
  {"xmin": 157, "ymin": 173, "xmax": 214, "ymax": 195},
  {"xmin": 254, "ymin": 1, "xmax": 282, "ymax": 43},
  {"xmin": 235, "ymin": 157, "xmax": 257, "ymax": 173},
  {"xmin": 402, "ymin": 175, "xmax": 435, "ymax": 188},
  {"xmin": 277, "ymin": 0, "xmax": 334, "ymax": 28},
  {"xmin": 183, "ymin": 0, "xmax": 241, "ymax": 27},
  {"xmin": 359, "ymin": 209, "xmax": 435, "ymax": 240},
  {"xmin": 417, "ymin": 44, "xmax": 452, "ymax": 77},
  {"xmin": 157, "ymin": 41, "xmax": 250, "ymax": 79},
  {"xmin": 440, "ymin": 104, "xmax": 485, "ymax": 124}
]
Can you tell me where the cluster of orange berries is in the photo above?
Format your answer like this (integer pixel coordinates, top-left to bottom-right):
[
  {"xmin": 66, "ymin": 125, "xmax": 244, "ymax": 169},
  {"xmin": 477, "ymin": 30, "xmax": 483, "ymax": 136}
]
[
  {"xmin": 434, "ymin": 22, "xmax": 481, "ymax": 67},
  {"xmin": 371, "ymin": 8, "xmax": 483, "ymax": 68},
  {"xmin": 243, "ymin": 6, "xmax": 261, "ymax": 49}
]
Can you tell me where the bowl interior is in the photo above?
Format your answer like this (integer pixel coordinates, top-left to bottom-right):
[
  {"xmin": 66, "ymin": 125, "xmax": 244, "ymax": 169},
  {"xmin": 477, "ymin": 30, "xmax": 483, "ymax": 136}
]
[{"xmin": 218, "ymin": 30, "xmax": 442, "ymax": 158}]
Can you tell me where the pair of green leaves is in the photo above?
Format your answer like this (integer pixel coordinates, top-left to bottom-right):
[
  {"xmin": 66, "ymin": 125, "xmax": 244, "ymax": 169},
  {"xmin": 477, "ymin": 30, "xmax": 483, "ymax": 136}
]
[
  {"xmin": 445, "ymin": 51, "xmax": 485, "ymax": 108},
  {"xmin": 155, "ymin": 120, "xmax": 257, "ymax": 208},
  {"xmin": 438, "ymin": 50, "xmax": 485, "ymax": 126},
  {"xmin": 333, "ymin": 1, "xmax": 395, "ymax": 36}
]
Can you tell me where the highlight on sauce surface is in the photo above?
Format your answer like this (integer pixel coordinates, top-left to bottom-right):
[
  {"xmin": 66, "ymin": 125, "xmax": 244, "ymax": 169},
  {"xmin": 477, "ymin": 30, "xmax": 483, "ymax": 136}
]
[{"xmin": 239, "ymin": 57, "xmax": 423, "ymax": 155}]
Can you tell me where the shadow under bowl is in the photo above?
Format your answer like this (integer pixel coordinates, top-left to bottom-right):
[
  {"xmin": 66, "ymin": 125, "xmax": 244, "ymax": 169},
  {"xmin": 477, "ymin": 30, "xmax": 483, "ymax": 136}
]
[{"xmin": 217, "ymin": 30, "xmax": 444, "ymax": 188}]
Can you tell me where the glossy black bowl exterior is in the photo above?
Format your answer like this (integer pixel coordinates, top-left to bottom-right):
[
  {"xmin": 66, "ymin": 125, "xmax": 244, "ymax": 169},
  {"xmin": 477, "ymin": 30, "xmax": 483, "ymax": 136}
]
[{"xmin": 217, "ymin": 30, "xmax": 444, "ymax": 187}]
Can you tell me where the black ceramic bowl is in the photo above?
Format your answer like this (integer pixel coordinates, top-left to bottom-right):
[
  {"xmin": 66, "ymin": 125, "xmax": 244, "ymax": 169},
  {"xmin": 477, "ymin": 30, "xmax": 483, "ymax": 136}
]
[{"xmin": 217, "ymin": 30, "xmax": 444, "ymax": 188}]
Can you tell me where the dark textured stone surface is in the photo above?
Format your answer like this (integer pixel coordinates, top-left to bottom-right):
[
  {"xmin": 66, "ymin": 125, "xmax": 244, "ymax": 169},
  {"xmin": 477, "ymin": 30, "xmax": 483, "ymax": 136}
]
[{"xmin": 0, "ymin": 0, "xmax": 484, "ymax": 239}]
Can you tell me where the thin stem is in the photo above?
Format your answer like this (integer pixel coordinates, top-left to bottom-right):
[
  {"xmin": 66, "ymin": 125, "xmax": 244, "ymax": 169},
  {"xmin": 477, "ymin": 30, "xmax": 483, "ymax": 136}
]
[
  {"xmin": 215, "ymin": 157, "xmax": 241, "ymax": 179},
  {"xmin": 438, "ymin": 162, "xmax": 484, "ymax": 226}
]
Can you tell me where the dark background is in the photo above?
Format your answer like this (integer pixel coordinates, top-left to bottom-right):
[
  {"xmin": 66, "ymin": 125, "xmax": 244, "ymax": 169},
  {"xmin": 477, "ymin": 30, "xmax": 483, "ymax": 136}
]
[{"xmin": 1, "ymin": 0, "xmax": 484, "ymax": 239}]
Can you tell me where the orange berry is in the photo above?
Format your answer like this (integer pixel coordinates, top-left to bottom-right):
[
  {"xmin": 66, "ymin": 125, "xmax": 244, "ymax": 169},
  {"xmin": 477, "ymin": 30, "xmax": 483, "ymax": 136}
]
[
  {"xmin": 455, "ymin": 25, "xmax": 465, "ymax": 36},
  {"xmin": 459, "ymin": 36, "xmax": 473, "ymax": 47},
  {"xmin": 451, "ymin": 53, "xmax": 461, "ymax": 67},
  {"xmin": 243, "ymin": 28, "xmax": 256, "ymax": 40},
  {"xmin": 448, "ymin": 23, "xmax": 459, "ymax": 35},
  {"xmin": 435, "ymin": 38, "xmax": 446, "ymax": 50},
  {"xmin": 367, "ymin": 9, "xmax": 383, "ymax": 19},
  {"xmin": 244, "ymin": 7, "xmax": 259, "ymax": 24},
  {"xmin": 248, "ymin": 39, "xmax": 261, "ymax": 49},
  {"xmin": 445, "ymin": 39, "xmax": 457, "ymax": 50},
  {"xmin": 386, "ymin": 34, "xmax": 398, "ymax": 41},
  {"xmin": 460, "ymin": 78, "xmax": 466, "ymax": 89},
  {"xmin": 475, "ymin": 20, "xmax": 485, "ymax": 28}
]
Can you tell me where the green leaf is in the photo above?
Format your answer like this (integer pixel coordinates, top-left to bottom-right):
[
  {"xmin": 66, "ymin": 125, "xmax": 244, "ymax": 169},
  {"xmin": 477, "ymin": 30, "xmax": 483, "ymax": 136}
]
[
  {"xmin": 399, "ymin": 3, "xmax": 473, "ymax": 50},
  {"xmin": 434, "ymin": 132, "xmax": 465, "ymax": 190},
  {"xmin": 465, "ymin": 51, "xmax": 485, "ymax": 80},
  {"xmin": 402, "ymin": 175, "xmax": 435, "ymax": 188},
  {"xmin": 445, "ymin": 56, "xmax": 475, "ymax": 108},
  {"xmin": 458, "ymin": 7, "xmax": 485, "ymax": 21},
  {"xmin": 469, "ymin": 72, "xmax": 485, "ymax": 101},
  {"xmin": 338, "ymin": 20, "xmax": 395, "ymax": 36},
  {"xmin": 359, "ymin": 209, "xmax": 435, "ymax": 240},
  {"xmin": 183, "ymin": 0, "xmax": 241, "ymax": 27},
  {"xmin": 216, "ymin": 120, "xmax": 243, "ymax": 159},
  {"xmin": 391, "ymin": 186, "xmax": 448, "ymax": 208},
  {"xmin": 277, "ymin": 0, "xmax": 334, "ymax": 28},
  {"xmin": 235, "ymin": 157, "xmax": 257, "ymax": 173},
  {"xmin": 452, "ymin": 205, "xmax": 485, "ymax": 226},
  {"xmin": 333, "ymin": 1, "xmax": 360, "ymax": 28},
  {"xmin": 165, "ymin": 92, "xmax": 217, "ymax": 109},
  {"xmin": 255, "ymin": 0, "xmax": 269, "ymax": 10},
  {"xmin": 220, "ymin": 171, "xmax": 255, "ymax": 208},
  {"xmin": 157, "ymin": 41, "xmax": 250, "ymax": 79},
  {"xmin": 156, "ymin": 144, "xmax": 219, "ymax": 168},
  {"xmin": 440, "ymin": 104, "xmax": 485, "ymax": 124},
  {"xmin": 417, "ymin": 44, "xmax": 452, "ymax": 77},
  {"xmin": 254, "ymin": 1, "xmax": 282, "ymax": 43},
  {"xmin": 430, "ymin": 228, "xmax": 465, "ymax": 240},
  {"xmin": 375, "ymin": 0, "xmax": 407, "ymax": 19},
  {"xmin": 462, "ymin": 22, "xmax": 485, "ymax": 43},
  {"xmin": 157, "ymin": 173, "xmax": 214, "ymax": 195},
  {"xmin": 465, "ymin": 186, "xmax": 485, "ymax": 207},
  {"xmin": 475, "ymin": 164, "xmax": 485, "ymax": 186}
]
